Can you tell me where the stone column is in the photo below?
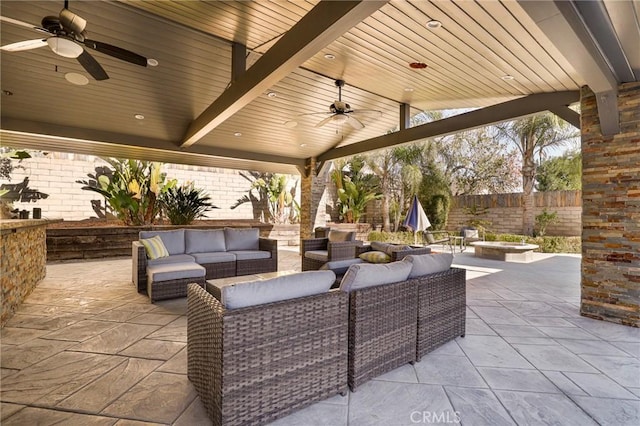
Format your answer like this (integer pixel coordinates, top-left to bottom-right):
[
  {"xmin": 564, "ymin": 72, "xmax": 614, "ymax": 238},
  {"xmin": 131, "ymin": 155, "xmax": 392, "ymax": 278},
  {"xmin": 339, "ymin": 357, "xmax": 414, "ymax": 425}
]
[
  {"xmin": 581, "ymin": 82, "xmax": 640, "ymax": 327},
  {"xmin": 299, "ymin": 158, "xmax": 330, "ymax": 244}
]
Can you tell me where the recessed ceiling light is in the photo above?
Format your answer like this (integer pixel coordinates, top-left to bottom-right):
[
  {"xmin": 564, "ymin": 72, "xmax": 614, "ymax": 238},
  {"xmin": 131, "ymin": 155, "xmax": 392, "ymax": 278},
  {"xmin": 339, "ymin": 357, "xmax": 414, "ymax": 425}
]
[
  {"xmin": 501, "ymin": 75, "xmax": 515, "ymax": 81},
  {"xmin": 267, "ymin": 91, "xmax": 277, "ymax": 98},
  {"xmin": 404, "ymin": 87, "xmax": 414, "ymax": 92},
  {"xmin": 324, "ymin": 53, "xmax": 336, "ymax": 60},
  {"xmin": 65, "ymin": 72, "xmax": 89, "ymax": 86},
  {"xmin": 147, "ymin": 58, "xmax": 159, "ymax": 67},
  {"xmin": 234, "ymin": 132, "xmax": 242, "ymax": 137},
  {"xmin": 284, "ymin": 121, "xmax": 298, "ymax": 128},
  {"xmin": 2, "ymin": 90, "xmax": 13, "ymax": 96},
  {"xmin": 299, "ymin": 143, "xmax": 307, "ymax": 147},
  {"xmin": 426, "ymin": 20, "xmax": 442, "ymax": 29},
  {"xmin": 134, "ymin": 114, "xmax": 145, "ymax": 120}
]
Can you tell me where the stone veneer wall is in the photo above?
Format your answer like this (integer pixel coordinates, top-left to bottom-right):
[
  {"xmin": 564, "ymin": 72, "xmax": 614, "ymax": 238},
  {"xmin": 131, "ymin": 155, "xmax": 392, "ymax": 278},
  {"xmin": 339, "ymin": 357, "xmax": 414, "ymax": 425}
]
[
  {"xmin": 2, "ymin": 152, "xmax": 299, "ymax": 221},
  {"xmin": 1, "ymin": 225, "xmax": 47, "ymax": 327},
  {"xmin": 299, "ymin": 159, "xmax": 331, "ymax": 243},
  {"xmin": 448, "ymin": 191, "xmax": 582, "ymax": 236},
  {"xmin": 581, "ymin": 82, "xmax": 640, "ymax": 327}
]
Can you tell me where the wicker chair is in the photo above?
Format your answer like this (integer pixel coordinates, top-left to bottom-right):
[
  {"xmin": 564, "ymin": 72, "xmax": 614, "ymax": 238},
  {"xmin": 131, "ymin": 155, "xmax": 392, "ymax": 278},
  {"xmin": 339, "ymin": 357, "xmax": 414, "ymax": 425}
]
[
  {"xmin": 301, "ymin": 231, "xmax": 362, "ymax": 271},
  {"xmin": 415, "ymin": 268, "xmax": 467, "ymax": 361},
  {"xmin": 423, "ymin": 230, "xmax": 451, "ymax": 247},
  {"xmin": 346, "ymin": 279, "xmax": 418, "ymax": 391},
  {"xmin": 187, "ymin": 284, "xmax": 349, "ymax": 426}
]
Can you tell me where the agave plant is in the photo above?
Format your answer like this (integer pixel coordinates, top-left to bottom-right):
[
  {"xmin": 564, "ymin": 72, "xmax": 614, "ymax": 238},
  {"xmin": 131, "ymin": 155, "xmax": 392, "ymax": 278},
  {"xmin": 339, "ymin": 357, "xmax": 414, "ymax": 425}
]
[{"xmin": 161, "ymin": 183, "xmax": 217, "ymax": 225}]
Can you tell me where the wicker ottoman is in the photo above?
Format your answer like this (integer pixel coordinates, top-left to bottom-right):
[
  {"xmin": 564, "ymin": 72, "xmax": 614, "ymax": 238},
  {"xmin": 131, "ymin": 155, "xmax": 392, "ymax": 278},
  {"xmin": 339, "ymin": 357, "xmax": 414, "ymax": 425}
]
[{"xmin": 146, "ymin": 262, "xmax": 206, "ymax": 302}]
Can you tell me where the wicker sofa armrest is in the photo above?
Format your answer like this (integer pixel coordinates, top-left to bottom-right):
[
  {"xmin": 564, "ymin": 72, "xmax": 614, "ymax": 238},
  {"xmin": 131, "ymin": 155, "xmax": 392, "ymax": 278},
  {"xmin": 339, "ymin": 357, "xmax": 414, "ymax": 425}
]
[
  {"xmin": 187, "ymin": 284, "xmax": 348, "ymax": 425},
  {"xmin": 390, "ymin": 246, "xmax": 432, "ymax": 261},
  {"xmin": 415, "ymin": 267, "xmax": 466, "ymax": 361},
  {"xmin": 347, "ymin": 279, "xmax": 418, "ymax": 391},
  {"xmin": 259, "ymin": 237, "xmax": 278, "ymax": 256},
  {"xmin": 302, "ymin": 237, "xmax": 328, "ymax": 253},
  {"xmin": 132, "ymin": 241, "xmax": 148, "ymax": 293},
  {"xmin": 327, "ymin": 240, "xmax": 362, "ymax": 261}
]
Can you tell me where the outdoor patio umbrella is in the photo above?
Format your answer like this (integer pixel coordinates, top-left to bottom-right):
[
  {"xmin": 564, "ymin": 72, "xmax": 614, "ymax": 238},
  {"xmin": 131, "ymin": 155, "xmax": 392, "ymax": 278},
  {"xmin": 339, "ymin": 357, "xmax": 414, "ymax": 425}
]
[{"xmin": 403, "ymin": 194, "xmax": 431, "ymax": 244}]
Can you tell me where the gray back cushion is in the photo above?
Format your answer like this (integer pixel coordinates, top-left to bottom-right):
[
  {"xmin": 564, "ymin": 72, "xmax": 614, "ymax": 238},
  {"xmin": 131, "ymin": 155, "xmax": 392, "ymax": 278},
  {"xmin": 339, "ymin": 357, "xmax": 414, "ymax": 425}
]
[
  {"xmin": 221, "ymin": 270, "xmax": 335, "ymax": 309},
  {"xmin": 328, "ymin": 230, "xmax": 356, "ymax": 242},
  {"xmin": 139, "ymin": 230, "xmax": 185, "ymax": 255},
  {"xmin": 339, "ymin": 260, "xmax": 412, "ymax": 292},
  {"xmin": 371, "ymin": 241, "xmax": 412, "ymax": 255},
  {"xmin": 185, "ymin": 229, "xmax": 226, "ymax": 253},
  {"xmin": 224, "ymin": 228, "xmax": 259, "ymax": 251},
  {"xmin": 403, "ymin": 253, "xmax": 453, "ymax": 278}
]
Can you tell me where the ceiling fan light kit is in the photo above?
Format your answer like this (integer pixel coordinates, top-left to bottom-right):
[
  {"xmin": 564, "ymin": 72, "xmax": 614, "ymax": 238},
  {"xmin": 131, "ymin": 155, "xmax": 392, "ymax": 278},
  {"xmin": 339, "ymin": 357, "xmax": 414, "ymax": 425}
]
[{"xmin": 47, "ymin": 36, "xmax": 82, "ymax": 58}]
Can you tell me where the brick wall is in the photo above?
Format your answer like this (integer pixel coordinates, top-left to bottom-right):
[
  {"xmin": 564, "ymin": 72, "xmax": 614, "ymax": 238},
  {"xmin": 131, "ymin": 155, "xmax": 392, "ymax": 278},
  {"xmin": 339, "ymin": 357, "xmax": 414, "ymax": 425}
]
[
  {"xmin": 1, "ymin": 152, "xmax": 299, "ymax": 222},
  {"xmin": 448, "ymin": 191, "xmax": 582, "ymax": 236},
  {"xmin": 581, "ymin": 82, "xmax": 640, "ymax": 327}
]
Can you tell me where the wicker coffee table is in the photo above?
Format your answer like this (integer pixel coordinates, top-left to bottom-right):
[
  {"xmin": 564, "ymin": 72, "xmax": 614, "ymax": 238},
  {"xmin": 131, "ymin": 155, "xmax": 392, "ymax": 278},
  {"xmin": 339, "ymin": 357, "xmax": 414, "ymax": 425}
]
[{"xmin": 206, "ymin": 270, "xmax": 297, "ymax": 301}]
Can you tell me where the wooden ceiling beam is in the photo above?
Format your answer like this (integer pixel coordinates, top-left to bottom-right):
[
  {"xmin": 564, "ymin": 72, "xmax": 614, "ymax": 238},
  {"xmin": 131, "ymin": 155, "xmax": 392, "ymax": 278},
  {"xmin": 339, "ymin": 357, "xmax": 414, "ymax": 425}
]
[
  {"xmin": 180, "ymin": 0, "xmax": 388, "ymax": 148},
  {"xmin": 317, "ymin": 91, "xmax": 580, "ymax": 162}
]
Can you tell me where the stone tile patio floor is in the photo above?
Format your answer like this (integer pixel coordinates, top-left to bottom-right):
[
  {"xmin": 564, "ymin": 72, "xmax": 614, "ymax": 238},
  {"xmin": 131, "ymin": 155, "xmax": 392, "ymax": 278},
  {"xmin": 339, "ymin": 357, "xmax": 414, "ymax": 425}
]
[{"xmin": 1, "ymin": 247, "xmax": 639, "ymax": 425}]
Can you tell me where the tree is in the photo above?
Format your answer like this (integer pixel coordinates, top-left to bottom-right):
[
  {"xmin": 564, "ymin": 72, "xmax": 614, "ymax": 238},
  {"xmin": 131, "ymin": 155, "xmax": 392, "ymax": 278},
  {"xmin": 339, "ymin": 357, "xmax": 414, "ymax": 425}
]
[
  {"xmin": 536, "ymin": 151, "xmax": 582, "ymax": 191},
  {"xmin": 495, "ymin": 113, "xmax": 578, "ymax": 235},
  {"xmin": 330, "ymin": 156, "xmax": 380, "ymax": 223}
]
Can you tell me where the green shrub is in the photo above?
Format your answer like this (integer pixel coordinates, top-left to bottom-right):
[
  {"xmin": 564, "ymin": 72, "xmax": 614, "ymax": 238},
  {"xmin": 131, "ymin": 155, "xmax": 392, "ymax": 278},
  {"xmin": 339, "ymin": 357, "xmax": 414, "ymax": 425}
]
[
  {"xmin": 161, "ymin": 183, "xmax": 217, "ymax": 225},
  {"xmin": 368, "ymin": 231, "xmax": 416, "ymax": 244},
  {"xmin": 485, "ymin": 232, "xmax": 581, "ymax": 253},
  {"xmin": 535, "ymin": 209, "xmax": 558, "ymax": 237}
]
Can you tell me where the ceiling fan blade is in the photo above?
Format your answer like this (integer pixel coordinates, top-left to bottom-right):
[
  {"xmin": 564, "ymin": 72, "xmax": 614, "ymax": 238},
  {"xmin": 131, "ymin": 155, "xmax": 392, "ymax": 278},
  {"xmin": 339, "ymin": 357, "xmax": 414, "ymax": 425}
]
[
  {"xmin": 1, "ymin": 39, "xmax": 47, "ymax": 52},
  {"xmin": 77, "ymin": 50, "xmax": 109, "ymax": 80},
  {"xmin": 346, "ymin": 115, "xmax": 365, "ymax": 129},
  {"xmin": 315, "ymin": 115, "xmax": 335, "ymax": 128},
  {"xmin": 1, "ymin": 16, "xmax": 50, "ymax": 34},
  {"xmin": 83, "ymin": 39, "xmax": 147, "ymax": 67}
]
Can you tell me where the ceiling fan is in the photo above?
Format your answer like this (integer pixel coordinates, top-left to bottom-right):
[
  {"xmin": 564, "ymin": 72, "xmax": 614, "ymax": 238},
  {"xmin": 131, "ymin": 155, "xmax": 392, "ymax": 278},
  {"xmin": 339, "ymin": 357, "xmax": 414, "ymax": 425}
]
[
  {"xmin": 0, "ymin": 0, "xmax": 149, "ymax": 81},
  {"xmin": 298, "ymin": 79, "xmax": 382, "ymax": 129}
]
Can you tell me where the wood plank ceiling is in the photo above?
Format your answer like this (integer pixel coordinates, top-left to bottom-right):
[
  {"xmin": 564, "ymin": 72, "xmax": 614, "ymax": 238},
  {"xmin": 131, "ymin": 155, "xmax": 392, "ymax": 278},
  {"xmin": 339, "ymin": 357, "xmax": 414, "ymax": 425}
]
[{"xmin": 0, "ymin": 0, "xmax": 585, "ymax": 174}]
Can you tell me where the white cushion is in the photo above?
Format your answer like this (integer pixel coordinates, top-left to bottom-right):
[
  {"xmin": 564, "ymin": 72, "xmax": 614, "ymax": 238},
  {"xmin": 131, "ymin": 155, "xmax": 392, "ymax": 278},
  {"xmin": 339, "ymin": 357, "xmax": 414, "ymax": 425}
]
[
  {"xmin": 185, "ymin": 229, "xmax": 226, "ymax": 253},
  {"xmin": 339, "ymin": 261, "xmax": 412, "ymax": 292},
  {"xmin": 224, "ymin": 228, "xmax": 259, "ymax": 251},
  {"xmin": 140, "ymin": 230, "xmax": 185, "ymax": 255},
  {"xmin": 147, "ymin": 262, "xmax": 205, "ymax": 283},
  {"xmin": 403, "ymin": 253, "xmax": 454, "ymax": 278},
  {"xmin": 221, "ymin": 270, "xmax": 335, "ymax": 309},
  {"xmin": 464, "ymin": 229, "xmax": 479, "ymax": 239}
]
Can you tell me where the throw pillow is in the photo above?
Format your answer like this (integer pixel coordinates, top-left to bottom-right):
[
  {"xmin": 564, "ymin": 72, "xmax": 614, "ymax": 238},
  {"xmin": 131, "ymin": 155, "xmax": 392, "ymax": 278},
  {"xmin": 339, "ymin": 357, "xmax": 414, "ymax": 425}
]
[
  {"xmin": 403, "ymin": 253, "xmax": 453, "ymax": 278},
  {"xmin": 140, "ymin": 235, "xmax": 169, "ymax": 260},
  {"xmin": 328, "ymin": 230, "xmax": 355, "ymax": 242},
  {"xmin": 464, "ymin": 229, "xmax": 479, "ymax": 239},
  {"xmin": 359, "ymin": 250, "xmax": 391, "ymax": 263}
]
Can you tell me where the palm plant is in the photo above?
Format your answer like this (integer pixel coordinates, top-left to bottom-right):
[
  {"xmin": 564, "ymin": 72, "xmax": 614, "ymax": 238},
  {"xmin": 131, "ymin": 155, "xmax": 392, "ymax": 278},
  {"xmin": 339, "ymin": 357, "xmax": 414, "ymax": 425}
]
[
  {"xmin": 160, "ymin": 183, "xmax": 217, "ymax": 225},
  {"xmin": 331, "ymin": 157, "xmax": 381, "ymax": 223},
  {"xmin": 495, "ymin": 113, "xmax": 578, "ymax": 235}
]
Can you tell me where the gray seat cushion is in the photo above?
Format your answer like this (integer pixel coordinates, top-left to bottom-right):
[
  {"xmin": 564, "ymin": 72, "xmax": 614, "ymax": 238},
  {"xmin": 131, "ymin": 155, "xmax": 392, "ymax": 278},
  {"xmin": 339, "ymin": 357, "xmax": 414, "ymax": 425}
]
[
  {"xmin": 185, "ymin": 229, "xmax": 226, "ymax": 253},
  {"xmin": 140, "ymin": 230, "xmax": 185, "ymax": 255},
  {"xmin": 224, "ymin": 228, "xmax": 259, "ymax": 251},
  {"xmin": 191, "ymin": 252, "xmax": 236, "ymax": 264},
  {"xmin": 339, "ymin": 260, "xmax": 412, "ymax": 292},
  {"xmin": 304, "ymin": 250, "xmax": 328, "ymax": 262},
  {"xmin": 230, "ymin": 250, "xmax": 271, "ymax": 261},
  {"xmin": 220, "ymin": 270, "xmax": 335, "ymax": 309},
  {"xmin": 147, "ymin": 262, "xmax": 205, "ymax": 283},
  {"xmin": 147, "ymin": 254, "xmax": 195, "ymax": 266}
]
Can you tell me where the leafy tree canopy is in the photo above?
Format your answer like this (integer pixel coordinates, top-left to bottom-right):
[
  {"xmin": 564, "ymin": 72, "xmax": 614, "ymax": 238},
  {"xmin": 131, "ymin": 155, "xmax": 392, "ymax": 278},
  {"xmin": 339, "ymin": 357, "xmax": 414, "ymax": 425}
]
[{"xmin": 535, "ymin": 151, "xmax": 582, "ymax": 191}]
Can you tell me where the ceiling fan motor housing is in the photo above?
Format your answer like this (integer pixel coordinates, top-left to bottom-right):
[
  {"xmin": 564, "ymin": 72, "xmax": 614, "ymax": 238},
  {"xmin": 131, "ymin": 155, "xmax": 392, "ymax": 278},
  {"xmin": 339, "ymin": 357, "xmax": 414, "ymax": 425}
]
[{"xmin": 41, "ymin": 16, "xmax": 63, "ymax": 33}]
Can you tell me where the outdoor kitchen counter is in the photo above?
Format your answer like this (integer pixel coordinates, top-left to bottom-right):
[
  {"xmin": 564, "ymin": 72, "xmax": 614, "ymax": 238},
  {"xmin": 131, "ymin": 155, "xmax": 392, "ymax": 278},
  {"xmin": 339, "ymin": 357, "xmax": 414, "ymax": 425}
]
[{"xmin": 1, "ymin": 219, "xmax": 63, "ymax": 327}]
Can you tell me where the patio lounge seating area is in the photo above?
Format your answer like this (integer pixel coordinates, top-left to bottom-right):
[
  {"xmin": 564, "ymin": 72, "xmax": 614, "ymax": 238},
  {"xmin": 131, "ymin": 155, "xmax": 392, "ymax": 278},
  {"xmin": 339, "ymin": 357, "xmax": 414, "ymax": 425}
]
[{"xmin": 1, "ymin": 248, "xmax": 639, "ymax": 425}]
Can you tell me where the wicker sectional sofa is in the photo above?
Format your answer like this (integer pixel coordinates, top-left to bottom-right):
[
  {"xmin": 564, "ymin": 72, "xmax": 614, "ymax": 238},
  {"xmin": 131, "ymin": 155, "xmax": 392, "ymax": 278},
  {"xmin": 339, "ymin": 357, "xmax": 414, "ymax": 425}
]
[
  {"xmin": 132, "ymin": 228, "xmax": 277, "ymax": 301},
  {"xmin": 186, "ymin": 253, "xmax": 466, "ymax": 424}
]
